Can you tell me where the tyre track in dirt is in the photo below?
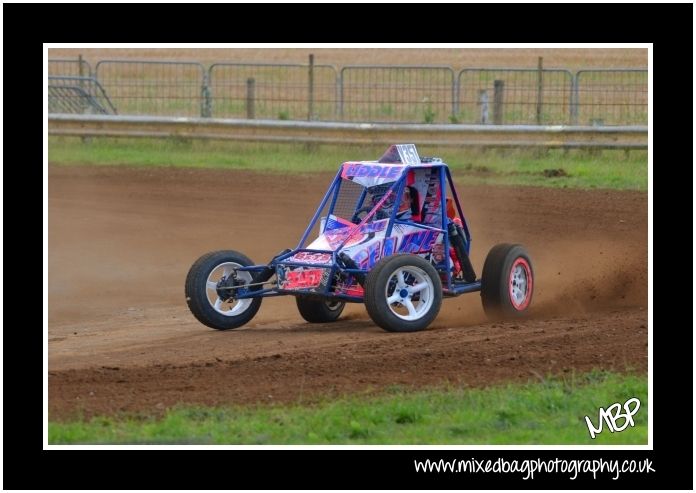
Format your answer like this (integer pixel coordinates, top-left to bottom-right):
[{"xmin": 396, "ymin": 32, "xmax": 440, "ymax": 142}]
[{"xmin": 48, "ymin": 165, "xmax": 647, "ymax": 420}]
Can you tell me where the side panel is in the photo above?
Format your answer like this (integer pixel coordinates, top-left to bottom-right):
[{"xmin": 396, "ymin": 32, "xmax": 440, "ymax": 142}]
[{"xmin": 341, "ymin": 223, "xmax": 442, "ymax": 270}]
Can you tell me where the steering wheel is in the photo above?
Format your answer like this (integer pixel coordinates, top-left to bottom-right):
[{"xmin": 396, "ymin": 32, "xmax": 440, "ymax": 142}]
[{"xmin": 351, "ymin": 206, "xmax": 389, "ymax": 224}]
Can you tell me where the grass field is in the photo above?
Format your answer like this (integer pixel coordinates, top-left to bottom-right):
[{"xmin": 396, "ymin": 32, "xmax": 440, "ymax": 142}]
[
  {"xmin": 48, "ymin": 47, "xmax": 647, "ymax": 70},
  {"xmin": 48, "ymin": 137, "xmax": 647, "ymax": 190},
  {"xmin": 49, "ymin": 370, "xmax": 647, "ymax": 445}
]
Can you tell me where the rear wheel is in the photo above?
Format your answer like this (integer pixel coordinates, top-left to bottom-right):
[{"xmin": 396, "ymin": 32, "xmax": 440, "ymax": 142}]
[
  {"xmin": 296, "ymin": 297, "xmax": 346, "ymax": 323},
  {"xmin": 364, "ymin": 254, "xmax": 442, "ymax": 332},
  {"xmin": 481, "ymin": 243, "xmax": 534, "ymax": 319},
  {"xmin": 185, "ymin": 250, "xmax": 262, "ymax": 330}
]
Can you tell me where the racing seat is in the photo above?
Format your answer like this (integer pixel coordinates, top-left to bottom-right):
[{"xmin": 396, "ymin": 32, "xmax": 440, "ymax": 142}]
[
  {"xmin": 407, "ymin": 186, "xmax": 422, "ymax": 222},
  {"xmin": 403, "ymin": 170, "xmax": 422, "ymax": 222}
]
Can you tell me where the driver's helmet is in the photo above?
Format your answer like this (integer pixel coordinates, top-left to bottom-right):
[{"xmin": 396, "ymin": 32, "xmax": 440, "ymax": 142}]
[
  {"xmin": 364, "ymin": 184, "xmax": 416, "ymax": 220},
  {"xmin": 356, "ymin": 184, "xmax": 392, "ymax": 221}
]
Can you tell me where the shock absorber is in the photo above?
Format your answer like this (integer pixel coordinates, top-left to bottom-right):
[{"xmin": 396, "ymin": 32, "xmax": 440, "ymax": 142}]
[
  {"xmin": 447, "ymin": 221, "xmax": 477, "ymax": 283},
  {"xmin": 338, "ymin": 252, "xmax": 365, "ymax": 286},
  {"xmin": 252, "ymin": 248, "xmax": 292, "ymax": 283}
]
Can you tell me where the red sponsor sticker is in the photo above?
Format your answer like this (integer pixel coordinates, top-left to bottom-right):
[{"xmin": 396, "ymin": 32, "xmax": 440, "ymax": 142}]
[
  {"xmin": 289, "ymin": 252, "xmax": 332, "ymax": 264},
  {"xmin": 282, "ymin": 268, "xmax": 324, "ymax": 289}
]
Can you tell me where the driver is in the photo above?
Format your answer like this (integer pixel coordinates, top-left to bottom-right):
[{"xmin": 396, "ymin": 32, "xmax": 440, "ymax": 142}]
[
  {"xmin": 379, "ymin": 186, "xmax": 415, "ymax": 221},
  {"xmin": 395, "ymin": 186, "xmax": 413, "ymax": 220},
  {"xmin": 353, "ymin": 185, "xmax": 416, "ymax": 223}
]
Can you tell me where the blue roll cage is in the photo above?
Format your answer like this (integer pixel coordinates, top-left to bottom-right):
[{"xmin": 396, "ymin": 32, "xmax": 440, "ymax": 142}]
[{"xmin": 233, "ymin": 162, "xmax": 482, "ymax": 302}]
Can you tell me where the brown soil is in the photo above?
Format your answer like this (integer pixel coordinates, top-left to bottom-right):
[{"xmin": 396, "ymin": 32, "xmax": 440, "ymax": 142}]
[
  {"xmin": 48, "ymin": 47, "xmax": 647, "ymax": 70},
  {"xmin": 48, "ymin": 165, "xmax": 648, "ymax": 420}
]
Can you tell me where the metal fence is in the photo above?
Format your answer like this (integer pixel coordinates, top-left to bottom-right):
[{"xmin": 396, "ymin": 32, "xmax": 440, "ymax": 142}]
[
  {"xmin": 209, "ymin": 62, "xmax": 338, "ymax": 120},
  {"xmin": 48, "ymin": 115, "xmax": 648, "ymax": 149},
  {"xmin": 339, "ymin": 66, "xmax": 455, "ymax": 123},
  {"xmin": 457, "ymin": 69, "xmax": 573, "ymax": 125},
  {"xmin": 48, "ymin": 58, "xmax": 648, "ymax": 126},
  {"xmin": 48, "ymin": 58, "xmax": 92, "ymax": 78},
  {"xmin": 575, "ymin": 69, "xmax": 648, "ymax": 125},
  {"xmin": 95, "ymin": 60, "xmax": 207, "ymax": 117},
  {"xmin": 48, "ymin": 76, "xmax": 116, "ymax": 115}
]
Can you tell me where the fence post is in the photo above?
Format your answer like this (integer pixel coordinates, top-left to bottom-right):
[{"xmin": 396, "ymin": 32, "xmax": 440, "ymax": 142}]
[
  {"xmin": 536, "ymin": 57, "xmax": 543, "ymax": 125},
  {"xmin": 201, "ymin": 71, "xmax": 212, "ymax": 118},
  {"xmin": 571, "ymin": 72, "xmax": 579, "ymax": 125},
  {"xmin": 338, "ymin": 69, "xmax": 344, "ymax": 120},
  {"xmin": 78, "ymin": 54, "xmax": 86, "ymax": 96},
  {"xmin": 493, "ymin": 80, "xmax": 504, "ymax": 125},
  {"xmin": 479, "ymin": 89, "xmax": 489, "ymax": 124},
  {"xmin": 308, "ymin": 54, "xmax": 315, "ymax": 121},
  {"xmin": 452, "ymin": 71, "xmax": 458, "ymax": 121},
  {"xmin": 77, "ymin": 54, "xmax": 91, "ymax": 143},
  {"xmin": 246, "ymin": 78, "xmax": 255, "ymax": 119}
]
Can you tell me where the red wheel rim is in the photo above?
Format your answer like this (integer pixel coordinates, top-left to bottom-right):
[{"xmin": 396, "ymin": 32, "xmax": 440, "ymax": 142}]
[{"xmin": 508, "ymin": 257, "xmax": 532, "ymax": 310}]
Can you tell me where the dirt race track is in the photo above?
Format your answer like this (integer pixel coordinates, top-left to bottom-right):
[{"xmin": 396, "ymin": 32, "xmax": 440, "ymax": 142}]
[{"xmin": 48, "ymin": 165, "xmax": 648, "ymax": 420}]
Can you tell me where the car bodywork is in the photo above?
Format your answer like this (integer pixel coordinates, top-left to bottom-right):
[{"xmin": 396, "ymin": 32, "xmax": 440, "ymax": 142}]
[{"xmin": 232, "ymin": 144, "xmax": 481, "ymax": 302}]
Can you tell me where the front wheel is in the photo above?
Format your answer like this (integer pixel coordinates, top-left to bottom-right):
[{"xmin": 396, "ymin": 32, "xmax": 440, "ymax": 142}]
[
  {"xmin": 185, "ymin": 250, "xmax": 262, "ymax": 330},
  {"xmin": 481, "ymin": 243, "xmax": 534, "ymax": 319},
  {"xmin": 364, "ymin": 254, "xmax": 442, "ymax": 332}
]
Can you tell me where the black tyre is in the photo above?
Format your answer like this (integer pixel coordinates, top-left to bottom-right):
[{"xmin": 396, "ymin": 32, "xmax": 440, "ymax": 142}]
[
  {"xmin": 364, "ymin": 254, "xmax": 442, "ymax": 332},
  {"xmin": 185, "ymin": 250, "xmax": 262, "ymax": 330},
  {"xmin": 296, "ymin": 297, "xmax": 346, "ymax": 323},
  {"xmin": 480, "ymin": 243, "xmax": 534, "ymax": 319}
]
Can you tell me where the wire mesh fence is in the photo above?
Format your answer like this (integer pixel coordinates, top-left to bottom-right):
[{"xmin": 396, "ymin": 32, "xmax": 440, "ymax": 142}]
[
  {"xmin": 340, "ymin": 66, "xmax": 455, "ymax": 123},
  {"xmin": 95, "ymin": 60, "xmax": 207, "ymax": 117},
  {"xmin": 47, "ymin": 58, "xmax": 648, "ymax": 125},
  {"xmin": 457, "ymin": 69, "xmax": 573, "ymax": 125},
  {"xmin": 48, "ymin": 76, "xmax": 116, "ymax": 115},
  {"xmin": 208, "ymin": 63, "xmax": 338, "ymax": 120},
  {"xmin": 48, "ymin": 58, "xmax": 92, "ymax": 78},
  {"xmin": 575, "ymin": 69, "xmax": 647, "ymax": 125}
]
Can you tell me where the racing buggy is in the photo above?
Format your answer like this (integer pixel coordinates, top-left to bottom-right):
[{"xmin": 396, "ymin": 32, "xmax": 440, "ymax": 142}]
[{"xmin": 185, "ymin": 144, "xmax": 533, "ymax": 332}]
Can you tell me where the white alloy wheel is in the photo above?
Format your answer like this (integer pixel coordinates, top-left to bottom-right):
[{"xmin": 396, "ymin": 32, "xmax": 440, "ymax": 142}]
[
  {"xmin": 384, "ymin": 266, "xmax": 435, "ymax": 321},
  {"xmin": 206, "ymin": 261, "xmax": 254, "ymax": 316}
]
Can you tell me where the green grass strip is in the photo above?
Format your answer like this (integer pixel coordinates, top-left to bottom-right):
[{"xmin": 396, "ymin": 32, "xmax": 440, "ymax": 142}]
[
  {"xmin": 49, "ymin": 370, "xmax": 647, "ymax": 445},
  {"xmin": 48, "ymin": 137, "xmax": 647, "ymax": 190}
]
